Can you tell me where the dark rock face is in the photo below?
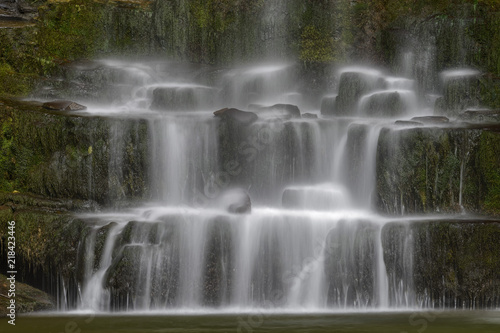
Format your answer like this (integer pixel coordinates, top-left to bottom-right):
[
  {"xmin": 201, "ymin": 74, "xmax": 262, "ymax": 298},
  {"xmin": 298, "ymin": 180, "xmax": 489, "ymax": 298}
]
[
  {"xmin": 203, "ymin": 219, "xmax": 232, "ymax": 306},
  {"xmin": 324, "ymin": 221, "xmax": 377, "ymax": 307},
  {"xmin": 42, "ymin": 100, "xmax": 87, "ymax": 111},
  {"xmin": 459, "ymin": 109, "xmax": 500, "ymax": 123},
  {"xmin": 320, "ymin": 95, "xmax": 336, "ymax": 116},
  {"xmin": 435, "ymin": 72, "xmax": 482, "ymax": 117},
  {"xmin": 151, "ymin": 86, "xmax": 215, "ymax": 111},
  {"xmin": 0, "ymin": 0, "xmax": 36, "ymax": 24},
  {"xmin": 214, "ymin": 108, "xmax": 258, "ymax": 126},
  {"xmin": 411, "ymin": 116, "xmax": 449, "ymax": 124},
  {"xmin": 383, "ymin": 220, "xmax": 500, "ymax": 308},
  {"xmin": 0, "ymin": 273, "xmax": 54, "ymax": 316},
  {"xmin": 0, "ymin": 99, "xmax": 149, "ymax": 206},
  {"xmin": 359, "ymin": 91, "xmax": 406, "ymax": 118},
  {"xmin": 0, "ymin": 194, "xmax": 87, "ymax": 309},
  {"xmin": 376, "ymin": 126, "xmax": 500, "ymax": 216},
  {"xmin": 334, "ymin": 72, "xmax": 384, "ymax": 116}
]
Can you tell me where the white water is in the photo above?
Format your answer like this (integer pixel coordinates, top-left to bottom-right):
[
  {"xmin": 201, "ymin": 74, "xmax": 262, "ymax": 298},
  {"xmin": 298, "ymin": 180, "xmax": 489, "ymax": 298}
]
[{"xmin": 50, "ymin": 60, "xmax": 456, "ymax": 312}]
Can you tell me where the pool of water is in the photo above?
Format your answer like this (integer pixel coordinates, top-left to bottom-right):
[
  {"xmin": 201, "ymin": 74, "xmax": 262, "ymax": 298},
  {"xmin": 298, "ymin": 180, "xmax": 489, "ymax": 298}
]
[{"xmin": 3, "ymin": 311, "xmax": 500, "ymax": 333}]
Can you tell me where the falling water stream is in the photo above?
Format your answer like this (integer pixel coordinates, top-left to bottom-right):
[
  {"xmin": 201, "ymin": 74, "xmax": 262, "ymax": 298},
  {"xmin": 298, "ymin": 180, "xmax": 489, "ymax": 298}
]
[{"xmin": 36, "ymin": 60, "xmax": 496, "ymax": 316}]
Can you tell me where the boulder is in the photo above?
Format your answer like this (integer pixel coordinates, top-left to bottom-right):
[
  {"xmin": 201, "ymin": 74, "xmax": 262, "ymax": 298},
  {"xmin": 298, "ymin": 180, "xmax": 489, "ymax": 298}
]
[
  {"xmin": 214, "ymin": 108, "xmax": 258, "ymax": 126},
  {"xmin": 358, "ymin": 91, "xmax": 410, "ymax": 118},
  {"xmin": 335, "ymin": 71, "xmax": 384, "ymax": 116},
  {"xmin": 435, "ymin": 69, "xmax": 481, "ymax": 117},
  {"xmin": 320, "ymin": 95, "xmax": 337, "ymax": 116},
  {"xmin": 394, "ymin": 120, "xmax": 423, "ymax": 126}
]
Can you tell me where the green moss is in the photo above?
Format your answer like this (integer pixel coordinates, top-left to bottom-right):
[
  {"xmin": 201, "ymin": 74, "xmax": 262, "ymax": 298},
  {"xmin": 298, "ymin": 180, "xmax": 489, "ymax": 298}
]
[
  {"xmin": 0, "ymin": 98, "xmax": 149, "ymax": 205},
  {"xmin": 0, "ymin": 63, "xmax": 33, "ymax": 96},
  {"xmin": 478, "ymin": 131, "xmax": 500, "ymax": 213},
  {"xmin": 0, "ymin": 115, "xmax": 14, "ymax": 191},
  {"xmin": 37, "ymin": 1, "xmax": 106, "ymax": 65},
  {"xmin": 299, "ymin": 25, "xmax": 336, "ymax": 64},
  {"xmin": 376, "ymin": 127, "xmax": 491, "ymax": 215}
]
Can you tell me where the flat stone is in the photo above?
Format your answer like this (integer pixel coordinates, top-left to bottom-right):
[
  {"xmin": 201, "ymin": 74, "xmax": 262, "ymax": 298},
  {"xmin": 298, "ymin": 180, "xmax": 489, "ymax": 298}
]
[
  {"xmin": 249, "ymin": 103, "xmax": 301, "ymax": 119},
  {"xmin": 395, "ymin": 120, "xmax": 424, "ymax": 126},
  {"xmin": 302, "ymin": 113, "xmax": 318, "ymax": 119},
  {"xmin": 214, "ymin": 108, "xmax": 258, "ymax": 126},
  {"xmin": 411, "ymin": 116, "xmax": 449, "ymax": 124},
  {"xmin": 459, "ymin": 109, "xmax": 500, "ymax": 123},
  {"xmin": 42, "ymin": 100, "xmax": 87, "ymax": 111}
]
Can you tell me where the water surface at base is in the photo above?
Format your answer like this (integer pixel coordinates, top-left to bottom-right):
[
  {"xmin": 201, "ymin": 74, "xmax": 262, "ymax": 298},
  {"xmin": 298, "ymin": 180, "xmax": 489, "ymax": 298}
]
[{"xmin": 6, "ymin": 311, "xmax": 500, "ymax": 333}]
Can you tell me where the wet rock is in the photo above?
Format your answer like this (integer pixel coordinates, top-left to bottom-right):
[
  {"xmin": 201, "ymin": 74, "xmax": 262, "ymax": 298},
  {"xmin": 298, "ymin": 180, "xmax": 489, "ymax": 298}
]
[
  {"xmin": 383, "ymin": 220, "xmax": 500, "ymax": 308},
  {"xmin": 411, "ymin": 116, "xmax": 449, "ymax": 124},
  {"xmin": 435, "ymin": 70, "xmax": 481, "ymax": 117},
  {"xmin": 335, "ymin": 71, "xmax": 384, "ymax": 116},
  {"xmin": 16, "ymin": 0, "xmax": 37, "ymax": 14},
  {"xmin": 215, "ymin": 188, "xmax": 251, "ymax": 214},
  {"xmin": 320, "ymin": 95, "xmax": 336, "ymax": 116},
  {"xmin": 0, "ymin": 14, "xmax": 25, "ymax": 21},
  {"xmin": 359, "ymin": 91, "xmax": 409, "ymax": 117},
  {"xmin": 0, "ymin": 274, "xmax": 54, "ymax": 316},
  {"xmin": 105, "ymin": 245, "xmax": 144, "ymax": 299},
  {"xmin": 459, "ymin": 109, "xmax": 500, "ymax": 123},
  {"xmin": 302, "ymin": 113, "xmax": 318, "ymax": 119},
  {"xmin": 42, "ymin": 100, "xmax": 87, "ymax": 111},
  {"xmin": 394, "ymin": 120, "xmax": 423, "ymax": 126},
  {"xmin": 0, "ymin": 99, "xmax": 148, "ymax": 205},
  {"xmin": 214, "ymin": 108, "xmax": 258, "ymax": 126},
  {"xmin": 324, "ymin": 221, "xmax": 377, "ymax": 307},
  {"xmin": 249, "ymin": 103, "xmax": 301, "ymax": 119},
  {"xmin": 376, "ymin": 127, "xmax": 500, "ymax": 215},
  {"xmin": 150, "ymin": 85, "xmax": 215, "ymax": 111},
  {"xmin": 203, "ymin": 219, "xmax": 233, "ymax": 306}
]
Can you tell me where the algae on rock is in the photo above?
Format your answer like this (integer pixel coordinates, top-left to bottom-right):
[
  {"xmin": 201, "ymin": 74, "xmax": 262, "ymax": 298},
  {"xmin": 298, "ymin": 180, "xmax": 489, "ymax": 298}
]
[
  {"xmin": 376, "ymin": 126, "xmax": 500, "ymax": 216},
  {"xmin": 0, "ymin": 99, "xmax": 149, "ymax": 206}
]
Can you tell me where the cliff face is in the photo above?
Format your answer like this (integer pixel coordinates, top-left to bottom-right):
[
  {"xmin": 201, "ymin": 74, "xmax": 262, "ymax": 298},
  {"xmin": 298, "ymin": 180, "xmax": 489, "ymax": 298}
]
[
  {"xmin": 0, "ymin": 98, "xmax": 149, "ymax": 206},
  {"xmin": 0, "ymin": 0, "xmax": 499, "ymax": 311},
  {"xmin": 376, "ymin": 126, "xmax": 500, "ymax": 215},
  {"xmin": 1, "ymin": 1, "xmax": 498, "ymax": 102}
]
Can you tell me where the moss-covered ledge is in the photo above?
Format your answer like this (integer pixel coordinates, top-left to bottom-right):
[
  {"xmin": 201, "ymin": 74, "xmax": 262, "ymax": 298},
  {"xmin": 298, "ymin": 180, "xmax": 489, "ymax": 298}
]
[
  {"xmin": 0, "ymin": 274, "xmax": 55, "ymax": 317},
  {"xmin": 383, "ymin": 219, "xmax": 500, "ymax": 308},
  {"xmin": 0, "ymin": 98, "xmax": 149, "ymax": 207},
  {"xmin": 376, "ymin": 124, "xmax": 500, "ymax": 216},
  {"xmin": 0, "ymin": 193, "xmax": 87, "ymax": 308}
]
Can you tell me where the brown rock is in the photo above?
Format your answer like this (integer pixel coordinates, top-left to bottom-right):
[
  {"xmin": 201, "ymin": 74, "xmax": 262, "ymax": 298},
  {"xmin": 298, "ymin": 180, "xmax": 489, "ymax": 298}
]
[{"xmin": 42, "ymin": 100, "xmax": 87, "ymax": 111}]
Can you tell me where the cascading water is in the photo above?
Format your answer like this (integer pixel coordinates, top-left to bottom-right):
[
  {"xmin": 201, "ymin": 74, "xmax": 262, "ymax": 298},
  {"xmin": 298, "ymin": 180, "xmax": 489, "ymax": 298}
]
[{"xmin": 53, "ymin": 58, "xmax": 480, "ymax": 313}]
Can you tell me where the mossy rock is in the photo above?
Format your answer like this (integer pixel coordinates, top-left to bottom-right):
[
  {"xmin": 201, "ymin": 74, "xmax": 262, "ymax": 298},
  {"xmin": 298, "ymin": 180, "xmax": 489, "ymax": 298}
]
[
  {"xmin": 0, "ymin": 274, "xmax": 55, "ymax": 316},
  {"xmin": 0, "ymin": 98, "xmax": 149, "ymax": 206},
  {"xmin": 376, "ymin": 125, "xmax": 500, "ymax": 216},
  {"xmin": 383, "ymin": 219, "xmax": 500, "ymax": 308}
]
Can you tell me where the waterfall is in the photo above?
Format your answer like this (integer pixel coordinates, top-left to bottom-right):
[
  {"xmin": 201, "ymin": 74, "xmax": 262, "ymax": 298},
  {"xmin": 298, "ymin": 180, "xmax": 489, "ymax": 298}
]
[{"xmin": 52, "ymin": 59, "xmax": 488, "ymax": 313}]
